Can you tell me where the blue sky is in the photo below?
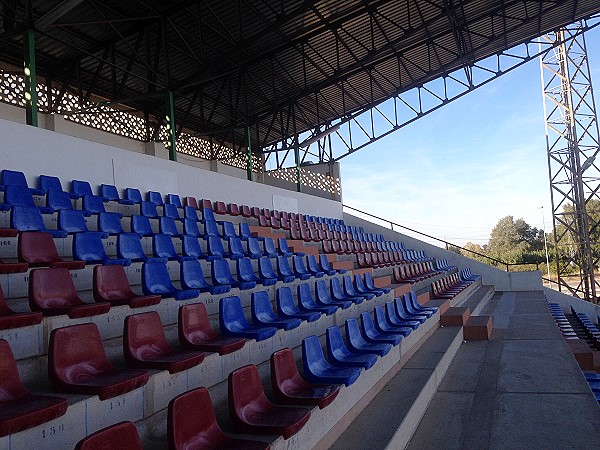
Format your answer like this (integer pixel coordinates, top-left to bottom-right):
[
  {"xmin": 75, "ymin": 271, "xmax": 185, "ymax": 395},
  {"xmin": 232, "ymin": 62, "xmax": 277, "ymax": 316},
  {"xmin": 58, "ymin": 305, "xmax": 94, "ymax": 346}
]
[{"xmin": 340, "ymin": 25, "xmax": 600, "ymax": 248}]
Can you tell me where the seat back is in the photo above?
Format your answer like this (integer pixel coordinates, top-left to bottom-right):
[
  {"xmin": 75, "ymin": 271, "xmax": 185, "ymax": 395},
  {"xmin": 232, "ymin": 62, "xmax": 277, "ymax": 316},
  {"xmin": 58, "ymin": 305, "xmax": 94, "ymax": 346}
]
[
  {"xmin": 276, "ymin": 286, "xmax": 298, "ymax": 315},
  {"xmin": 258, "ymin": 256, "xmax": 277, "ymax": 279},
  {"xmin": 117, "ymin": 233, "xmax": 146, "ymax": 260},
  {"xmin": 71, "ymin": 180, "xmax": 93, "ymax": 198},
  {"xmin": 163, "ymin": 203, "xmax": 181, "ymax": 220},
  {"xmin": 307, "ymin": 255, "xmax": 321, "ymax": 273},
  {"xmin": 46, "ymin": 189, "xmax": 73, "ymax": 211},
  {"xmin": 73, "ymin": 232, "xmax": 108, "ymax": 262},
  {"xmin": 141, "ymin": 201, "xmax": 159, "ymax": 218},
  {"xmin": 247, "ymin": 237, "xmax": 262, "ymax": 258},
  {"xmin": 277, "ymin": 256, "xmax": 294, "ymax": 276},
  {"xmin": 99, "ymin": 212, "xmax": 124, "ymax": 234},
  {"xmin": 297, "ymin": 283, "xmax": 316, "ymax": 308},
  {"xmin": 237, "ymin": 257, "xmax": 257, "ymax": 282},
  {"xmin": 183, "ymin": 218, "xmax": 202, "ymax": 237},
  {"xmin": 142, "ymin": 261, "xmax": 177, "ymax": 295},
  {"xmin": 293, "ymin": 255, "xmax": 309, "ymax": 275},
  {"xmin": 168, "ymin": 387, "xmax": 225, "ymax": 450},
  {"xmin": 4, "ymin": 185, "xmax": 35, "ymax": 207},
  {"xmin": 239, "ymin": 222, "xmax": 252, "ymax": 239},
  {"xmin": 228, "ymin": 203, "xmax": 240, "ymax": 216},
  {"xmin": 166, "ymin": 194, "xmax": 182, "ymax": 208},
  {"xmin": 125, "ymin": 188, "xmax": 143, "ymax": 203},
  {"xmin": 302, "ymin": 335, "xmax": 329, "ymax": 372},
  {"xmin": 264, "ymin": 238, "xmax": 277, "ymax": 256},
  {"xmin": 202, "ymin": 208, "xmax": 215, "ymax": 222},
  {"xmin": 94, "ymin": 265, "xmax": 136, "ymax": 302},
  {"xmin": 184, "ymin": 196, "xmax": 198, "ymax": 209},
  {"xmin": 178, "ymin": 303, "xmax": 217, "ymax": 343},
  {"xmin": 211, "ymin": 259, "xmax": 235, "ymax": 285},
  {"xmin": 147, "ymin": 191, "xmax": 163, "ymax": 205},
  {"xmin": 271, "ymin": 348, "xmax": 302, "ymax": 394},
  {"xmin": 131, "ymin": 215, "xmax": 154, "ymax": 236},
  {"xmin": 1, "ymin": 170, "xmax": 29, "ymax": 189},
  {"xmin": 207, "ymin": 235, "xmax": 226, "ymax": 258},
  {"xmin": 29, "ymin": 267, "xmax": 81, "ymax": 310},
  {"xmin": 251, "ymin": 290, "xmax": 277, "ymax": 322},
  {"xmin": 0, "ymin": 339, "xmax": 29, "ymax": 400},
  {"xmin": 39, "ymin": 174, "xmax": 65, "ymax": 193},
  {"xmin": 75, "ymin": 421, "xmax": 142, "ymax": 450},
  {"xmin": 278, "ymin": 238, "xmax": 291, "ymax": 254},
  {"xmin": 330, "ymin": 277, "xmax": 346, "ymax": 300},
  {"xmin": 319, "ymin": 254, "xmax": 335, "ymax": 272},
  {"xmin": 82, "ymin": 195, "xmax": 105, "ymax": 214},
  {"xmin": 204, "ymin": 220, "xmax": 219, "ymax": 237},
  {"xmin": 220, "ymin": 296, "xmax": 250, "ymax": 332},
  {"xmin": 182, "ymin": 235, "xmax": 204, "ymax": 258},
  {"xmin": 214, "ymin": 201, "xmax": 227, "ymax": 215},
  {"xmin": 124, "ymin": 312, "xmax": 171, "ymax": 361},
  {"xmin": 59, "ymin": 209, "xmax": 88, "ymax": 233},
  {"xmin": 229, "ymin": 237, "xmax": 245, "ymax": 259},
  {"xmin": 316, "ymin": 279, "xmax": 332, "ymax": 303},
  {"xmin": 183, "ymin": 206, "xmax": 198, "ymax": 221},
  {"xmin": 100, "ymin": 184, "xmax": 119, "ymax": 201},
  {"xmin": 222, "ymin": 221, "xmax": 237, "ymax": 238},
  {"xmin": 18, "ymin": 231, "xmax": 61, "ymax": 264},
  {"xmin": 49, "ymin": 323, "xmax": 113, "ymax": 387},
  {"xmin": 153, "ymin": 234, "xmax": 177, "ymax": 259},
  {"xmin": 180, "ymin": 260, "xmax": 210, "ymax": 290},
  {"xmin": 229, "ymin": 364, "xmax": 270, "ymax": 418}
]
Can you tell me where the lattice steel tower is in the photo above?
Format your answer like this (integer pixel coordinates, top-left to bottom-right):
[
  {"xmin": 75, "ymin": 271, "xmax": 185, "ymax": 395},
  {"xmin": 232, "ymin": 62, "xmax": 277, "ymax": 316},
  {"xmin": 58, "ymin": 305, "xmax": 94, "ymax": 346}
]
[{"xmin": 541, "ymin": 20, "xmax": 600, "ymax": 302}]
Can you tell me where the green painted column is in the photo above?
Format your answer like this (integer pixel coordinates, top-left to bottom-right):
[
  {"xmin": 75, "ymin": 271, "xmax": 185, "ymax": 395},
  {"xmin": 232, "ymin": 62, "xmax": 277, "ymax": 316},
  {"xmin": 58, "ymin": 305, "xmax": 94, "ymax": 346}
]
[
  {"xmin": 23, "ymin": 28, "xmax": 38, "ymax": 127},
  {"xmin": 166, "ymin": 91, "xmax": 177, "ymax": 161},
  {"xmin": 294, "ymin": 142, "xmax": 302, "ymax": 193},
  {"xmin": 246, "ymin": 126, "xmax": 253, "ymax": 181}
]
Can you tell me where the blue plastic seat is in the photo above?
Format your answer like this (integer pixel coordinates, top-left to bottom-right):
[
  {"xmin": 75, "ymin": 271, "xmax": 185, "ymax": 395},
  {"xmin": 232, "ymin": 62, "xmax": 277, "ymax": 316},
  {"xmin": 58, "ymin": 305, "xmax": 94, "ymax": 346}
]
[
  {"xmin": 71, "ymin": 180, "xmax": 95, "ymax": 199},
  {"xmin": 355, "ymin": 274, "xmax": 383, "ymax": 296},
  {"xmin": 298, "ymin": 283, "xmax": 337, "ymax": 315},
  {"xmin": 292, "ymin": 256, "xmax": 313, "ymax": 280},
  {"xmin": 373, "ymin": 306, "xmax": 412, "ymax": 337},
  {"xmin": 39, "ymin": 175, "xmax": 75, "ymax": 197},
  {"xmin": 184, "ymin": 206, "xmax": 199, "ymax": 221},
  {"xmin": 142, "ymin": 260, "xmax": 199, "ymax": 300},
  {"xmin": 163, "ymin": 204, "xmax": 182, "ymax": 220},
  {"xmin": 306, "ymin": 255, "xmax": 325, "ymax": 277},
  {"xmin": 227, "ymin": 237, "xmax": 246, "ymax": 260},
  {"xmin": 201, "ymin": 208, "xmax": 216, "ymax": 223},
  {"xmin": 251, "ymin": 291, "xmax": 301, "ymax": 330},
  {"xmin": 11, "ymin": 205, "xmax": 67, "ymax": 238},
  {"xmin": 319, "ymin": 254, "xmax": 340, "ymax": 275},
  {"xmin": 98, "ymin": 212, "xmax": 124, "ymax": 235},
  {"xmin": 206, "ymin": 235, "xmax": 226, "ymax": 261},
  {"xmin": 166, "ymin": 194, "xmax": 182, "ymax": 208},
  {"xmin": 118, "ymin": 233, "xmax": 164, "ymax": 262},
  {"xmin": 219, "ymin": 296, "xmax": 277, "ymax": 341},
  {"xmin": 153, "ymin": 234, "xmax": 193, "ymax": 262},
  {"xmin": 385, "ymin": 301, "xmax": 420, "ymax": 330},
  {"xmin": 408, "ymin": 291, "xmax": 438, "ymax": 314},
  {"xmin": 360, "ymin": 312, "xmax": 402, "ymax": 346},
  {"xmin": 211, "ymin": 259, "xmax": 246, "ymax": 289},
  {"xmin": 46, "ymin": 189, "xmax": 74, "ymax": 211},
  {"xmin": 345, "ymin": 318, "xmax": 392, "ymax": 357},
  {"xmin": 315, "ymin": 279, "xmax": 351, "ymax": 309},
  {"xmin": 401, "ymin": 294, "xmax": 434, "ymax": 318},
  {"xmin": 58, "ymin": 209, "xmax": 89, "ymax": 234},
  {"xmin": 393, "ymin": 297, "xmax": 427, "ymax": 323},
  {"xmin": 344, "ymin": 276, "xmax": 374, "ymax": 300},
  {"xmin": 277, "ymin": 287, "xmax": 321, "ymax": 322},
  {"xmin": 277, "ymin": 238, "xmax": 295, "ymax": 257},
  {"xmin": 365, "ymin": 272, "xmax": 391, "ymax": 294},
  {"xmin": 73, "ymin": 232, "xmax": 131, "ymax": 265},
  {"xmin": 131, "ymin": 215, "xmax": 154, "ymax": 236},
  {"xmin": 263, "ymin": 238, "xmax": 278, "ymax": 258},
  {"xmin": 239, "ymin": 222, "xmax": 254, "ymax": 240},
  {"xmin": 181, "ymin": 235, "xmax": 206, "ymax": 259},
  {"xmin": 278, "ymin": 256, "xmax": 301, "ymax": 281},
  {"xmin": 147, "ymin": 191, "xmax": 164, "ymax": 206},
  {"xmin": 257, "ymin": 257, "xmax": 278, "ymax": 286},
  {"xmin": 180, "ymin": 259, "xmax": 229, "ymax": 295},
  {"xmin": 125, "ymin": 188, "xmax": 143, "ymax": 204},
  {"xmin": 235, "ymin": 258, "xmax": 259, "ymax": 290},
  {"xmin": 326, "ymin": 326, "xmax": 378, "ymax": 369},
  {"xmin": 222, "ymin": 221, "xmax": 238, "ymax": 239},
  {"xmin": 2, "ymin": 185, "xmax": 52, "ymax": 213},
  {"xmin": 82, "ymin": 195, "xmax": 106, "ymax": 214},
  {"xmin": 247, "ymin": 237, "xmax": 263, "ymax": 259},
  {"xmin": 183, "ymin": 218, "xmax": 202, "ymax": 237},
  {"xmin": 141, "ymin": 201, "xmax": 159, "ymax": 218},
  {"xmin": 100, "ymin": 184, "xmax": 134, "ymax": 205},
  {"xmin": 302, "ymin": 336, "xmax": 361, "ymax": 387},
  {"xmin": 1, "ymin": 169, "xmax": 44, "ymax": 194},
  {"xmin": 331, "ymin": 277, "xmax": 363, "ymax": 304},
  {"xmin": 204, "ymin": 220, "xmax": 220, "ymax": 238},
  {"xmin": 160, "ymin": 217, "xmax": 180, "ymax": 236}
]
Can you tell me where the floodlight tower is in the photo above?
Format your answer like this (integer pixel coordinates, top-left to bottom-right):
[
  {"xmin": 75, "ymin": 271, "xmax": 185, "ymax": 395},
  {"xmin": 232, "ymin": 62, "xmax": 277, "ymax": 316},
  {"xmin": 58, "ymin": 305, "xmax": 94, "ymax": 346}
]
[{"xmin": 540, "ymin": 20, "xmax": 600, "ymax": 303}]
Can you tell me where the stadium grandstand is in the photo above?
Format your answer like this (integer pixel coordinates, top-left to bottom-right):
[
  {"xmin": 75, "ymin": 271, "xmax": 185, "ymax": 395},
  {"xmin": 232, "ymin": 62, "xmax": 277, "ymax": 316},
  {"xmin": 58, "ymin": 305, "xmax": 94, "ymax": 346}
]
[{"xmin": 1, "ymin": 1, "xmax": 600, "ymax": 448}]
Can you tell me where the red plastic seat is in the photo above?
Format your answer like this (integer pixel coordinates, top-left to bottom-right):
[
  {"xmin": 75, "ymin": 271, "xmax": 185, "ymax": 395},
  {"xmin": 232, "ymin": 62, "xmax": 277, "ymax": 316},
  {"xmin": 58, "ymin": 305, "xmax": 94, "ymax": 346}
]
[
  {"xmin": 18, "ymin": 231, "xmax": 86, "ymax": 270},
  {"xmin": 214, "ymin": 201, "xmax": 227, "ymax": 215},
  {"xmin": 49, "ymin": 323, "xmax": 149, "ymax": 400},
  {"xmin": 0, "ymin": 284, "xmax": 42, "ymax": 330},
  {"xmin": 250, "ymin": 206, "xmax": 261, "ymax": 218},
  {"xmin": 184, "ymin": 196, "xmax": 199, "ymax": 209},
  {"xmin": 178, "ymin": 303, "xmax": 246, "ymax": 355},
  {"xmin": 29, "ymin": 268, "xmax": 111, "ymax": 318},
  {"xmin": 228, "ymin": 364, "xmax": 311, "ymax": 439},
  {"xmin": 228, "ymin": 203, "xmax": 240, "ymax": 216},
  {"xmin": 271, "ymin": 348, "xmax": 339, "ymax": 409},
  {"xmin": 0, "ymin": 228, "xmax": 17, "ymax": 237},
  {"xmin": 168, "ymin": 387, "xmax": 269, "ymax": 450},
  {"xmin": 0, "ymin": 257, "xmax": 27, "ymax": 274},
  {"xmin": 0, "ymin": 339, "xmax": 68, "ymax": 436},
  {"xmin": 200, "ymin": 199, "xmax": 213, "ymax": 210},
  {"xmin": 124, "ymin": 312, "xmax": 205, "ymax": 374},
  {"xmin": 93, "ymin": 265, "xmax": 161, "ymax": 308},
  {"xmin": 240, "ymin": 205, "xmax": 252, "ymax": 218},
  {"xmin": 75, "ymin": 421, "xmax": 142, "ymax": 450}
]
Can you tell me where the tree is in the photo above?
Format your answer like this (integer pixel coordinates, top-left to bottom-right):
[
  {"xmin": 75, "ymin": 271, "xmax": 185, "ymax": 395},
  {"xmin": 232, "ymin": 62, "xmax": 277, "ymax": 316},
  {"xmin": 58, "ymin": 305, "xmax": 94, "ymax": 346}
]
[{"xmin": 486, "ymin": 216, "xmax": 545, "ymax": 264}]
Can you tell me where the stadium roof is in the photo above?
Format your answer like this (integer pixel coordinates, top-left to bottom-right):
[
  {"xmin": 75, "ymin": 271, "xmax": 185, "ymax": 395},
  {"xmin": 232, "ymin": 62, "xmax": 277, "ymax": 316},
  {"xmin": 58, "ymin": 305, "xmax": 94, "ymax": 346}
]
[{"xmin": 1, "ymin": 0, "xmax": 600, "ymax": 157}]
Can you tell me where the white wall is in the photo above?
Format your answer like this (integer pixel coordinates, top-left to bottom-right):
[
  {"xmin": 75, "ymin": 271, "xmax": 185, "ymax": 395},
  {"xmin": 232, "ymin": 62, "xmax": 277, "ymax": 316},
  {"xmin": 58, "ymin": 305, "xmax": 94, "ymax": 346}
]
[{"xmin": 0, "ymin": 118, "xmax": 343, "ymax": 217}]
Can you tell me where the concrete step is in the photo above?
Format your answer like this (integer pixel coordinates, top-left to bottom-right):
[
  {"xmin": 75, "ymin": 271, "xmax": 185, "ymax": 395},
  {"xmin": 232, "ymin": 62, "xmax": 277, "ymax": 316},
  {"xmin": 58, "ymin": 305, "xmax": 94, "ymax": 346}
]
[
  {"xmin": 327, "ymin": 325, "xmax": 463, "ymax": 450},
  {"xmin": 332, "ymin": 261, "xmax": 354, "ymax": 271}
]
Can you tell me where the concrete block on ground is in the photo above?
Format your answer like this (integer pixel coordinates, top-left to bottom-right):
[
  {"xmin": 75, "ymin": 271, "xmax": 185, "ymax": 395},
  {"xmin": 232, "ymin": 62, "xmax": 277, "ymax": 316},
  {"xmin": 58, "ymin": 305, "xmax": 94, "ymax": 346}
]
[
  {"xmin": 463, "ymin": 315, "xmax": 493, "ymax": 341},
  {"xmin": 440, "ymin": 307, "xmax": 471, "ymax": 327}
]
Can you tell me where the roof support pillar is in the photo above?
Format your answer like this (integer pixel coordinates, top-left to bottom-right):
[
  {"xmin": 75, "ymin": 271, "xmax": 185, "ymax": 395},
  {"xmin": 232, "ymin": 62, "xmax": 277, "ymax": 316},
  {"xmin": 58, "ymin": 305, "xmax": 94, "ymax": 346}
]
[
  {"xmin": 294, "ymin": 140, "xmax": 302, "ymax": 193},
  {"xmin": 246, "ymin": 126, "xmax": 253, "ymax": 181},
  {"xmin": 165, "ymin": 91, "xmax": 176, "ymax": 161},
  {"xmin": 23, "ymin": 27, "xmax": 38, "ymax": 127}
]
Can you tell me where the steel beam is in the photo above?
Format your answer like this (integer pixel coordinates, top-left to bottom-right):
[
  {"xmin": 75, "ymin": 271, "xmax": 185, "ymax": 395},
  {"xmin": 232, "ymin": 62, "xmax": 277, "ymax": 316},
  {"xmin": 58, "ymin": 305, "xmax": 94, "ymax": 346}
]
[{"xmin": 23, "ymin": 27, "xmax": 38, "ymax": 127}]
